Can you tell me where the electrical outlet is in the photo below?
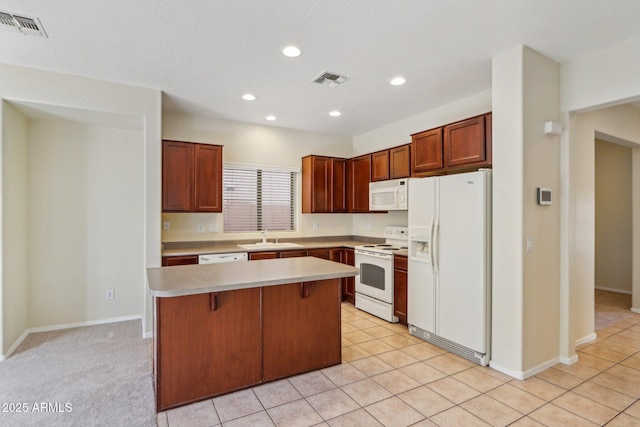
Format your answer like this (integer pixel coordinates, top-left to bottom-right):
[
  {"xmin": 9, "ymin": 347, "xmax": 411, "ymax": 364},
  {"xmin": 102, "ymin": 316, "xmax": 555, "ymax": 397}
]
[
  {"xmin": 209, "ymin": 223, "xmax": 218, "ymax": 233},
  {"xmin": 197, "ymin": 224, "xmax": 205, "ymax": 233},
  {"xmin": 526, "ymin": 236, "xmax": 534, "ymax": 252},
  {"xmin": 106, "ymin": 289, "xmax": 115, "ymax": 300},
  {"xmin": 312, "ymin": 222, "xmax": 319, "ymax": 230},
  {"xmin": 163, "ymin": 220, "xmax": 170, "ymax": 231}
]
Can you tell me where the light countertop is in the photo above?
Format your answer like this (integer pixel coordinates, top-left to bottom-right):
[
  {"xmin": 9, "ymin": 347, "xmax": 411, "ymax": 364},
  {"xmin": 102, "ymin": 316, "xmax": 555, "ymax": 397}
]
[
  {"xmin": 161, "ymin": 239, "xmax": 408, "ymax": 257},
  {"xmin": 148, "ymin": 256, "xmax": 360, "ymax": 297}
]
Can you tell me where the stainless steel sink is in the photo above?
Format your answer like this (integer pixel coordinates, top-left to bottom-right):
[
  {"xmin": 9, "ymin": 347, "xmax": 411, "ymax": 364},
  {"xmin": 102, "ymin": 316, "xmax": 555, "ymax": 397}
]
[{"xmin": 237, "ymin": 242, "xmax": 304, "ymax": 250}]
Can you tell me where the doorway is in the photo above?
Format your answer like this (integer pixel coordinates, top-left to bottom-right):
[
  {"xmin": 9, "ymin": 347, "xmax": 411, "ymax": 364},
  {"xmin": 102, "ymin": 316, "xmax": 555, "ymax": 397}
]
[{"xmin": 594, "ymin": 137, "xmax": 634, "ymax": 329}]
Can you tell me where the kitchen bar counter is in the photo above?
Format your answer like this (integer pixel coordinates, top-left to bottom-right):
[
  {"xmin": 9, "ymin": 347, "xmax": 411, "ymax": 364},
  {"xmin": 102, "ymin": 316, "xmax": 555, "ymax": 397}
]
[
  {"xmin": 148, "ymin": 257, "xmax": 359, "ymax": 297},
  {"xmin": 150, "ymin": 257, "xmax": 359, "ymax": 411}
]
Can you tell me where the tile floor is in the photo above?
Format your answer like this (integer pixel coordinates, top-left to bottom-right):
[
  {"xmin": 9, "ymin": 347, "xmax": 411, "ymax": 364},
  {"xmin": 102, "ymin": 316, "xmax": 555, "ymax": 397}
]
[{"xmin": 157, "ymin": 302, "xmax": 640, "ymax": 426}]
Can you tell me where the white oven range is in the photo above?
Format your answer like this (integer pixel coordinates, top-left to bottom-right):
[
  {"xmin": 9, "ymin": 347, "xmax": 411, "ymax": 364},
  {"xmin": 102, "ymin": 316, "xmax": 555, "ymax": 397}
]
[{"xmin": 354, "ymin": 226, "xmax": 408, "ymax": 322}]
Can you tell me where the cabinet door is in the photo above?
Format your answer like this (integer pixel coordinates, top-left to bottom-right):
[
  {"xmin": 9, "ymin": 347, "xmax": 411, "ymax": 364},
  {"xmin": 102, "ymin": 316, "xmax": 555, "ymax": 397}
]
[
  {"xmin": 331, "ymin": 158, "xmax": 347, "ymax": 213},
  {"xmin": 389, "ymin": 144, "xmax": 411, "ymax": 179},
  {"xmin": 302, "ymin": 156, "xmax": 332, "ymax": 213},
  {"xmin": 193, "ymin": 144, "xmax": 223, "ymax": 212},
  {"xmin": 444, "ymin": 115, "xmax": 486, "ymax": 168},
  {"xmin": 262, "ymin": 280, "xmax": 341, "ymax": 381},
  {"xmin": 249, "ymin": 251, "xmax": 278, "ymax": 260},
  {"xmin": 279, "ymin": 249, "xmax": 307, "ymax": 258},
  {"xmin": 347, "ymin": 154, "xmax": 371, "ymax": 213},
  {"xmin": 344, "ymin": 249, "xmax": 355, "ymax": 304},
  {"xmin": 162, "ymin": 140, "xmax": 193, "ymax": 212},
  {"xmin": 411, "ymin": 128, "xmax": 443, "ymax": 173},
  {"xmin": 156, "ymin": 289, "xmax": 262, "ymax": 410},
  {"xmin": 307, "ymin": 248, "xmax": 329, "ymax": 260},
  {"xmin": 161, "ymin": 255, "xmax": 199, "ymax": 266},
  {"xmin": 371, "ymin": 150, "xmax": 390, "ymax": 182},
  {"xmin": 393, "ymin": 256, "xmax": 408, "ymax": 325}
]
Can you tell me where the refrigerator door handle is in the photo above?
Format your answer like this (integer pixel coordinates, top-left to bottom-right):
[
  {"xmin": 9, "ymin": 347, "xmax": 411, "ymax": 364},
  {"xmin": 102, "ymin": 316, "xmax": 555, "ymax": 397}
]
[
  {"xmin": 428, "ymin": 218, "xmax": 435, "ymax": 266},
  {"xmin": 433, "ymin": 218, "xmax": 440, "ymax": 273}
]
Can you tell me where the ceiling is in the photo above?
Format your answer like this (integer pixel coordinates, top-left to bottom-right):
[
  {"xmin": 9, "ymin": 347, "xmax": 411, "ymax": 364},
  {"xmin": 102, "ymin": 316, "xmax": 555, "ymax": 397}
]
[{"xmin": 1, "ymin": 0, "xmax": 640, "ymax": 137}]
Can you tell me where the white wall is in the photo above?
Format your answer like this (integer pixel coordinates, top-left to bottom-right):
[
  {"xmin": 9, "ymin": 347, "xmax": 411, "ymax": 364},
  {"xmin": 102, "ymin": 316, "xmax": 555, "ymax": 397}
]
[
  {"xmin": 161, "ymin": 113, "xmax": 355, "ymax": 242},
  {"xmin": 0, "ymin": 63, "xmax": 161, "ymax": 347},
  {"xmin": 595, "ymin": 139, "xmax": 632, "ymax": 293},
  {"xmin": 1, "ymin": 102, "xmax": 29, "ymax": 357},
  {"xmin": 28, "ymin": 120, "xmax": 145, "ymax": 327},
  {"xmin": 490, "ymin": 46, "xmax": 562, "ymax": 377}
]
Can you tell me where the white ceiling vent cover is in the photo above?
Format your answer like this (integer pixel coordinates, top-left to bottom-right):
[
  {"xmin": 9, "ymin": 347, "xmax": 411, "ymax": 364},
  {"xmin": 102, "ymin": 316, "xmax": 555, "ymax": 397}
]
[
  {"xmin": 312, "ymin": 71, "xmax": 348, "ymax": 87},
  {"xmin": 0, "ymin": 11, "xmax": 48, "ymax": 37}
]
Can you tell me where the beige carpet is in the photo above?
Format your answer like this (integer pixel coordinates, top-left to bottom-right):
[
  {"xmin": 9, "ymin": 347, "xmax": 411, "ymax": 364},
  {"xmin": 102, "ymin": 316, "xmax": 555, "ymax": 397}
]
[
  {"xmin": 595, "ymin": 289, "xmax": 635, "ymax": 330},
  {"xmin": 0, "ymin": 320, "xmax": 155, "ymax": 427}
]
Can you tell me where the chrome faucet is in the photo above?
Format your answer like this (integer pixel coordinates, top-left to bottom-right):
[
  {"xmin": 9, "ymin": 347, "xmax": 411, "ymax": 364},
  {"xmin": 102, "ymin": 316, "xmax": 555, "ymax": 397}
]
[{"xmin": 261, "ymin": 229, "xmax": 268, "ymax": 244}]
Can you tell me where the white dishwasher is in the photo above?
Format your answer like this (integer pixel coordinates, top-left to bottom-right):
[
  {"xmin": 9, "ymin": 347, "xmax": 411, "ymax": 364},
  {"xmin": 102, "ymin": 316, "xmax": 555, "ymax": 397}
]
[{"xmin": 198, "ymin": 252, "xmax": 248, "ymax": 264}]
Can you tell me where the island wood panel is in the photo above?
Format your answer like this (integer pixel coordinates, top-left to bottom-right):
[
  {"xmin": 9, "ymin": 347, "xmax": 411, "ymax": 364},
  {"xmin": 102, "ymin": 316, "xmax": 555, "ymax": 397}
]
[
  {"xmin": 262, "ymin": 280, "xmax": 341, "ymax": 382},
  {"xmin": 344, "ymin": 248, "xmax": 356, "ymax": 304},
  {"xmin": 156, "ymin": 288, "xmax": 262, "ymax": 411}
]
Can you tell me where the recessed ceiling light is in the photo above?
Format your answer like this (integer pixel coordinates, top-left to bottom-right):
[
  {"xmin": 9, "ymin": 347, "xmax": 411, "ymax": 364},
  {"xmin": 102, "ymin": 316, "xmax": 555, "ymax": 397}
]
[
  {"xmin": 282, "ymin": 45, "xmax": 301, "ymax": 58},
  {"xmin": 242, "ymin": 94, "xmax": 256, "ymax": 101},
  {"xmin": 390, "ymin": 76, "xmax": 406, "ymax": 86},
  {"xmin": 329, "ymin": 110, "xmax": 341, "ymax": 117},
  {"xmin": 265, "ymin": 115, "xmax": 277, "ymax": 121}
]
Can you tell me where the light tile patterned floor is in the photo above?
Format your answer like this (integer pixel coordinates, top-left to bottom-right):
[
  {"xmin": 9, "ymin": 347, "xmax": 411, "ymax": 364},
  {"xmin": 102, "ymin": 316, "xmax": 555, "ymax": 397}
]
[{"xmin": 157, "ymin": 302, "xmax": 640, "ymax": 426}]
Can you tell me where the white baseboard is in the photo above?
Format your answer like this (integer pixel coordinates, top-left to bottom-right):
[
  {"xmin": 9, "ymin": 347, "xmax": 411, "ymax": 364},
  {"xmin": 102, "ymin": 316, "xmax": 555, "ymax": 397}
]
[
  {"xmin": 143, "ymin": 331, "xmax": 154, "ymax": 339},
  {"xmin": 488, "ymin": 361, "xmax": 525, "ymax": 380},
  {"xmin": 632, "ymin": 307, "xmax": 640, "ymax": 314},
  {"xmin": 0, "ymin": 329, "xmax": 30, "ymax": 362},
  {"xmin": 489, "ymin": 356, "xmax": 560, "ymax": 380},
  {"xmin": 576, "ymin": 332, "xmax": 597, "ymax": 347},
  {"xmin": 1, "ymin": 315, "xmax": 143, "ymax": 362},
  {"xmin": 559, "ymin": 354, "xmax": 579, "ymax": 365},
  {"xmin": 595, "ymin": 286, "xmax": 632, "ymax": 295}
]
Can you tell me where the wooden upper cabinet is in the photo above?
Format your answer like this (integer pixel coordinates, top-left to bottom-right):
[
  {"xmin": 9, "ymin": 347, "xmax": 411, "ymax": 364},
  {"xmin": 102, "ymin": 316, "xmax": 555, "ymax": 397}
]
[
  {"xmin": 411, "ymin": 128, "xmax": 443, "ymax": 173},
  {"xmin": 162, "ymin": 140, "xmax": 222, "ymax": 213},
  {"xmin": 193, "ymin": 144, "xmax": 223, "ymax": 212},
  {"xmin": 444, "ymin": 115, "xmax": 486, "ymax": 168},
  {"xmin": 331, "ymin": 158, "xmax": 348, "ymax": 213},
  {"xmin": 162, "ymin": 141, "xmax": 193, "ymax": 212},
  {"xmin": 302, "ymin": 155, "xmax": 337, "ymax": 213},
  {"xmin": 389, "ymin": 144, "xmax": 411, "ymax": 179},
  {"xmin": 347, "ymin": 154, "xmax": 371, "ymax": 213},
  {"xmin": 371, "ymin": 150, "xmax": 390, "ymax": 182}
]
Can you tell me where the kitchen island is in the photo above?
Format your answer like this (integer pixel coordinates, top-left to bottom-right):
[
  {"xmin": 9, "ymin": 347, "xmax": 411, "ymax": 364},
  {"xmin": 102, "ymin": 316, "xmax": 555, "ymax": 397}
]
[{"xmin": 147, "ymin": 257, "xmax": 359, "ymax": 411}]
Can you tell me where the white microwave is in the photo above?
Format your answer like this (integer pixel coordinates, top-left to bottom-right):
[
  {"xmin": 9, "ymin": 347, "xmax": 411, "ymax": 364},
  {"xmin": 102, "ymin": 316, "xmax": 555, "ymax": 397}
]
[{"xmin": 369, "ymin": 178, "xmax": 408, "ymax": 211}]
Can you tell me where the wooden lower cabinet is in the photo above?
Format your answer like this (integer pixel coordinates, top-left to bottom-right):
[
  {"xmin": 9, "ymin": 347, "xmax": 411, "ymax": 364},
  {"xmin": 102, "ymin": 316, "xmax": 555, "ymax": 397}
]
[
  {"xmin": 394, "ymin": 255, "xmax": 408, "ymax": 325},
  {"xmin": 262, "ymin": 280, "xmax": 342, "ymax": 381},
  {"xmin": 249, "ymin": 251, "xmax": 278, "ymax": 260},
  {"xmin": 162, "ymin": 255, "xmax": 199, "ymax": 266},
  {"xmin": 307, "ymin": 248, "xmax": 330, "ymax": 259},
  {"xmin": 343, "ymin": 249, "xmax": 356, "ymax": 305},
  {"xmin": 279, "ymin": 249, "xmax": 307, "ymax": 258},
  {"xmin": 154, "ymin": 278, "xmax": 343, "ymax": 411},
  {"xmin": 155, "ymin": 289, "xmax": 262, "ymax": 410}
]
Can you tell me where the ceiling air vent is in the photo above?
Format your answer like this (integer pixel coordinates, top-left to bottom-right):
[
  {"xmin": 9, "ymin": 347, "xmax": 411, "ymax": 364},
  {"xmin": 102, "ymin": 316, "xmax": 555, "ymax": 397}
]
[
  {"xmin": 312, "ymin": 71, "xmax": 348, "ymax": 87},
  {"xmin": 0, "ymin": 11, "xmax": 48, "ymax": 37}
]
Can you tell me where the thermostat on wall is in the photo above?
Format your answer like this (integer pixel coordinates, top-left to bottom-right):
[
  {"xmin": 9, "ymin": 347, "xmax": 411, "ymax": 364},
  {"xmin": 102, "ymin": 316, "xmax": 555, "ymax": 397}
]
[{"xmin": 537, "ymin": 188, "xmax": 552, "ymax": 205}]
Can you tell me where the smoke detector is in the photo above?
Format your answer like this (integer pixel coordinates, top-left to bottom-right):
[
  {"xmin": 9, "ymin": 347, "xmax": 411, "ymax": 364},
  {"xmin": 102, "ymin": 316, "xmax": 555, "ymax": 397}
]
[
  {"xmin": 312, "ymin": 71, "xmax": 348, "ymax": 87},
  {"xmin": 0, "ymin": 11, "xmax": 48, "ymax": 38}
]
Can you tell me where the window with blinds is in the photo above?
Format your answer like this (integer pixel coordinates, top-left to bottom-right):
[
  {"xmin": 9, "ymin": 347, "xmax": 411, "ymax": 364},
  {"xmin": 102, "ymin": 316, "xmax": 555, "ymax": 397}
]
[{"xmin": 223, "ymin": 166, "xmax": 296, "ymax": 232}]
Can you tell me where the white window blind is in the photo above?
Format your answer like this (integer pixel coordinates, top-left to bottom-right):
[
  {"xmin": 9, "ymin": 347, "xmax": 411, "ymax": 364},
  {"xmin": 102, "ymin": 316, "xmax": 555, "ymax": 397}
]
[{"xmin": 223, "ymin": 165, "xmax": 296, "ymax": 232}]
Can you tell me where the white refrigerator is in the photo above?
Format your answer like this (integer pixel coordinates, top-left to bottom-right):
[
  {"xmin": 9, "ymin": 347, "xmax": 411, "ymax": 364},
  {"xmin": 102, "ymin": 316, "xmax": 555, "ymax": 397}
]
[{"xmin": 407, "ymin": 170, "xmax": 491, "ymax": 365}]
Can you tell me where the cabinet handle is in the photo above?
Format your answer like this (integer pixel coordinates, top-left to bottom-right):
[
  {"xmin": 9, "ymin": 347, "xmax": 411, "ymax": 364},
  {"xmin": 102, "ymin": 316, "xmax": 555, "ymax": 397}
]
[
  {"xmin": 300, "ymin": 283, "xmax": 311, "ymax": 299},
  {"xmin": 210, "ymin": 292, "xmax": 220, "ymax": 311}
]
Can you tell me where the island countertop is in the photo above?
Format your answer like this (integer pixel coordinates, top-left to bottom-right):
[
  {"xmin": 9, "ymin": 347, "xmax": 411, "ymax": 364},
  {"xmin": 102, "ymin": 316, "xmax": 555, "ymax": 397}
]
[{"xmin": 148, "ymin": 256, "xmax": 360, "ymax": 297}]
